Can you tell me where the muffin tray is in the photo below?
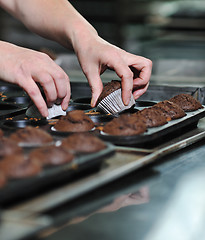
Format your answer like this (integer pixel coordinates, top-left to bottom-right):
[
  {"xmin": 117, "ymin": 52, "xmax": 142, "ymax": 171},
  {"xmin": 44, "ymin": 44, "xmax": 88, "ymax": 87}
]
[
  {"xmin": 0, "ymin": 142, "xmax": 115, "ymax": 205},
  {"xmin": 0, "ymin": 82, "xmax": 30, "ymax": 119},
  {"xmin": 98, "ymin": 106, "xmax": 205, "ymax": 146}
]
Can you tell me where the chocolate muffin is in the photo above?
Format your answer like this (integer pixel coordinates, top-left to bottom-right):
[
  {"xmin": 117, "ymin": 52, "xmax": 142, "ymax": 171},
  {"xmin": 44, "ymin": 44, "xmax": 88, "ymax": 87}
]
[
  {"xmin": 152, "ymin": 100, "xmax": 186, "ymax": 120},
  {"xmin": 54, "ymin": 110, "xmax": 95, "ymax": 132},
  {"xmin": 96, "ymin": 80, "xmax": 121, "ymax": 105},
  {"xmin": 9, "ymin": 126, "xmax": 53, "ymax": 145},
  {"xmin": 61, "ymin": 132, "xmax": 106, "ymax": 153},
  {"xmin": 169, "ymin": 93, "xmax": 203, "ymax": 111},
  {"xmin": 136, "ymin": 107, "xmax": 168, "ymax": 127},
  {"xmin": 103, "ymin": 114, "xmax": 147, "ymax": 136},
  {"xmin": 0, "ymin": 172, "xmax": 7, "ymax": 188},
  {"xmin": 0, "ymin": 154, "xmax": 41, "ymax": 179},
  {"xmin": 0, "ymin": 128, "xmax": 4, "ymax": 138},
  {"xmin": 29, "ymin": 145, "xmax": 74, "ymax": 166},
  {"xmin": 0, "ymin": 137, "xmax": 22, "ymax": 158}
]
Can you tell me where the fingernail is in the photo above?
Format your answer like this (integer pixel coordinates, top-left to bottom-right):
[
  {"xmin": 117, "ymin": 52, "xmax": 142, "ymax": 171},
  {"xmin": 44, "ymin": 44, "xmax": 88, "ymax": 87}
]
[
  {"xmin": 42, "ymin": 110, "xmax": 48, "ymax": 118},
  {"xmin": 91, "ymin": 98, "xmax": 96, "ymax": 107},
  {"xmin": 125, "ymin": 98, "xmax": 130, "ymax": 106},
  {"xmin": 62, "ymin": 102, "xmax": 68, "ymax": 111}
]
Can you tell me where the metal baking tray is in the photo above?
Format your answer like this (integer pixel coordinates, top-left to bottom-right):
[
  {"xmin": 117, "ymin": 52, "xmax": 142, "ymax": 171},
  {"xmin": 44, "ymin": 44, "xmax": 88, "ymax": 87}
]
[
  {"xmin": 98, "ymin": 106, "xmax": 205, "ymax": 146},
  {"xmin": 0, "ymin": 142, "xmax": 115, "ymax": 206},
  {"xmin": 0, "ymin": 83, "xmax": 30, "ymax": 119}
]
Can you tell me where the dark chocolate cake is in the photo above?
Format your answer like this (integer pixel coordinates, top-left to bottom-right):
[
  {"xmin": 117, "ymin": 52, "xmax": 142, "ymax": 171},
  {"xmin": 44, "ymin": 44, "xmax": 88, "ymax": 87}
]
[
  {"xmin": 152, "ymin": 100, "xmax": 186, "ymax": 120},
  {"xmin": 0, "ymin": 137, "xmax": 22, "ymax": 158},
  {"xmin": 0, "ymin": 172, "xmax": 7, "ymax": 188},
  {"xmin": 103, "ymin": 114, "xmax": 147, "ymax": 136},
  {"xmin": 136, "ymin": 107, "xmax": 168, "ymax": 127},
  {"xmin": 29, "ymin": 146, "xmax": 74, "ymax": 166},
  {"xmin": 54, "ymin": 110, "xmax": 95, "ymax": 132},
  {"xmin": 96, "ymin": 80, "xmax": 121, "ymax": 105},
  {"xmin": 61, "ymin": 132, "xmax": 106, "ymax": 153},
  {"xmin": 0, "ymin": 154, "xmax": 41, "ymax": 179},
  {"xmin": 169, "ymin": 93, "xmax": 203, "ymax": 111},
  {"xmin": 9, "ymin": 126, "xmax": 53, "ymax": 145},
  {"xmin": 0, "ymin": 129, "xmax": 4, "ymax": 138}
]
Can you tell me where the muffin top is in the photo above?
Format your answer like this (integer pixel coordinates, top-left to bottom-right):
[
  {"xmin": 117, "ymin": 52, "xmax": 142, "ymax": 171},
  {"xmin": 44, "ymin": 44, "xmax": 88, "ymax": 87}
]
[
  {"xmin": 54, "ymin": 110, "xmax": 95, "ymax": 132},
  {"xmin": 103, "ymin": 113, "xmax": 147, "ymax": 136},
  {"xmin": 29, "ymin": 145, "xmax": 74, "ymax": 166},
  {"xmin": 169, "ymin": 93, "xmax": 203, "ymax": 111},
  {"xmin": 136, "ymin": 107, "xmax": 168, "ymax": 127},
  {"xmin": 96, "ymin": 80, "xmax": 121, "ymax": 105},
  {"xmin": 152, "ymin": 100, "xmax": 186, "ymax": 120},
  {"xmin": 9, "ymin": 126, "xmax": 53, "ymax": 145},
  {"xmin": 0, "ymin": 153, "xmax": 41, "ymax": 179},
  {"xmin": 0, "ymin": 137, "xmax": 22, "ymax": 158},
  {"xmin": 61, "ymin": 132, "xmax": 106, "ymax": 153}
]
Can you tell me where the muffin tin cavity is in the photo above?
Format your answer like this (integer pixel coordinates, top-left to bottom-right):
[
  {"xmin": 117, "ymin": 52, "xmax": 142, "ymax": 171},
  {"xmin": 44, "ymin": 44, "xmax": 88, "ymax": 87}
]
[
  {"xmin": 2, "ymin": 119, "xmax": 48, "ymax": 129},
  {"xmin": 67, "ymin": 104, "xmax": 93, "ymax": 111},
  {"xmin": 0, "ymin": 84, "xmax": 22, "ymax": 93},
  {"xmin": 0, "ymin": 103, "xmax": 19, "ymax": 110},
  {"xmin": 3, "ymin": 96, "xmax": 31, "ymax": 105},
  {"xmin": 73, "ymin": 97, "xmax": 91, "ymax": 105},
  {"xmin": 135, "ymin": 100, "xmax": 156, "ymax": 108},
  {"xmin": 88, "ymin": 114, "xmax": 115, "ymax": 124}
]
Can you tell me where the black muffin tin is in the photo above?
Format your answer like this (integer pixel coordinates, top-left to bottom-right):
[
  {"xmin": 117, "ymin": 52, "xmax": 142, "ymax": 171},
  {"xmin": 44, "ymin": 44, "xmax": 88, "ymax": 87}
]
[
  {"xmin": 98, "ymin": 107, "xmax": 205, "ymax": 146},
  {"xmin": 0, "ymin": 142, "xmax": 115, "ymax": 206},
  {"xmin": 0, "ymin": 82, "xmax": 30, "ymax": 119},
  {"xmin": 2, "ymin": 119, "xmax": 48, "ymax": 130}
]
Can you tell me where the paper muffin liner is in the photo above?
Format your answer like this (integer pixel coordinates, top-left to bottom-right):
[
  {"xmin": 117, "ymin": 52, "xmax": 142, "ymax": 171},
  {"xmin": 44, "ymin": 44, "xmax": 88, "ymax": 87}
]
[
  {"xmin": 97, "ymin": 89, "xmax": 135, "ymax": 115},
  {"xmin": 26, "ymin": 104, "xmax": 66, "ymax": 119}
]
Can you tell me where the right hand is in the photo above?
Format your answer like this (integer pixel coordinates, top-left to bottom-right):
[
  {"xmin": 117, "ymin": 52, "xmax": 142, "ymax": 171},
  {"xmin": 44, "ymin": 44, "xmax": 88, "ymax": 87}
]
[{"xmin": 0, "ymin": 41, "xmax": 70, "ymax": 117}]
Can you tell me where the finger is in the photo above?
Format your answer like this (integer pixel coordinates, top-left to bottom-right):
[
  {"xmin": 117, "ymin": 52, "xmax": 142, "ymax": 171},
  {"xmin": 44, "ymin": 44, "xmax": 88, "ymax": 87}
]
[
  {"xmin": 52, "ymin": 71, "xmax": 69, "ymax": 99},
  {"xmin": 61, "ymin": 78, "xmax": 71, "ymax": 110},
  {"xmin": 51, "ymin": 71, "xmax": 71, "ymax": 110},
  {"xmin": 131, "ymin": 59, "xmax": 152, "ymax": 85},
  {"xmin": 21, "ymin": 78, "xmax": 48, "ymax": 117},
  {"xmin": 133, "ymin": 82, "xmax": 149, "ymax": 99},
  {"xmin": 33, "ymin": 72, "xmax": 57, "ymax": 107},
  {"xmin": 111, "ymin": 62, "xmax": 134, "ymax": 106},
  {"xmin": 85, "ymin": 69, "xmax": 103, "ymax": 107}
]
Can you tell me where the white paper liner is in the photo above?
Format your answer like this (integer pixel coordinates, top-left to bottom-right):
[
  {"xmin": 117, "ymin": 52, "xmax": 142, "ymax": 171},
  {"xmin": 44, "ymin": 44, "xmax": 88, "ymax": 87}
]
[
  {"xmin": 18, "ymin": 141, "xmax": 54, "ymax": 148},
  {"xmin": 97, "ymin": 89, "xmax": 135, "ymax": 115},
  {"xmin": 51, "ymin": 126, "xmax": 95, "ymax": 133},
  {"xmin": 26, "ymin": 104, "xmax": 66, "ymax": 119},
  {"xmin": 47, "ymin": 104, "xmax": 66, "ymax": 119}
]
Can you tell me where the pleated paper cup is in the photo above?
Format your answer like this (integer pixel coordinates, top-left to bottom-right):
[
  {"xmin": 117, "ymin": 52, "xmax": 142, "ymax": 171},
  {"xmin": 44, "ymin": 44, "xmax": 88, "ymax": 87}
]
[
  {"xmin": 97, "ymin": 89, "xmax": 135, "ymax": 115},
  {"xmin": 26, "ymin": 104, "xmax": 66, "ymax": 119}
]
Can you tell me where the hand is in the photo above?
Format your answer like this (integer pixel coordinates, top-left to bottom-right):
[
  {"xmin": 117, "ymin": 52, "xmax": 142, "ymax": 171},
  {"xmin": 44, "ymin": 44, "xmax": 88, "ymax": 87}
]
[
  {"xmin": 0, "ymin": 42, "xmax": 70, "ymax": 117},
  {"xmin": 74, "ymin": 36, "xmax": 152, "ymax": 107}
]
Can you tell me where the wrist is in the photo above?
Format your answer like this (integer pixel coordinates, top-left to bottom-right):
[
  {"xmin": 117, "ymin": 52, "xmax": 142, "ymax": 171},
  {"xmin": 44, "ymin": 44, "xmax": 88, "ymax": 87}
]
[{"xmin": 65, "ymin": 18, "xmax": 98, "ymax": 54}]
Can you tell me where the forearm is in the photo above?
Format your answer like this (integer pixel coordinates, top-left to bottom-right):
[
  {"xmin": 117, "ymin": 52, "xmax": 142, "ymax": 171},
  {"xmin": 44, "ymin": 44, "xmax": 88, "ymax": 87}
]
[{"xmin": 0, "ymin": 0, "xmax": 97, "ymax": 50}]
